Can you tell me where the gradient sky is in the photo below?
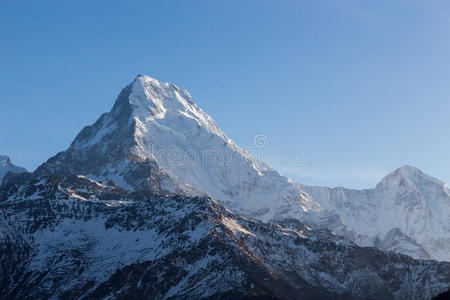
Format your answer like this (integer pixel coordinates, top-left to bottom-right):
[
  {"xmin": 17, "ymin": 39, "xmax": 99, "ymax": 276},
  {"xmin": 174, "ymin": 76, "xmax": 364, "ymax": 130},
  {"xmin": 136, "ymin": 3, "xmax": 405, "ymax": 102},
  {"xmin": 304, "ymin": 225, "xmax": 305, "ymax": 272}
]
[{"xmin": 1, "ymin": 0, "xmax": 450, "ymax": 188}]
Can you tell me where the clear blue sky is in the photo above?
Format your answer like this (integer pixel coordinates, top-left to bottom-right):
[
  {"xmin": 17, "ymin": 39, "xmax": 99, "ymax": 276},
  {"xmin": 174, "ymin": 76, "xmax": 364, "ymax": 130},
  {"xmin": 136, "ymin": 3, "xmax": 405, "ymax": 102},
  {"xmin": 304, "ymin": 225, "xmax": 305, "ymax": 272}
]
[{"xmin": 1, "ymin": 0, "xmax": 450, "ymax": 188}]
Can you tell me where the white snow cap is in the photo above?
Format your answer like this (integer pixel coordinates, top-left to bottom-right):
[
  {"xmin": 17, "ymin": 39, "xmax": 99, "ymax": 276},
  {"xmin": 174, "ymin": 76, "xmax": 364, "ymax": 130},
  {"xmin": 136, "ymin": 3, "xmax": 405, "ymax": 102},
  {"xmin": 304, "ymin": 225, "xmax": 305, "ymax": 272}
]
[
  {"xmin": 113, "ymin": 74, "xmax": 322, "ymax": 220},
  {"xmin": 377, "ymin": 164, "xmax": 446, "ymax": 189}
]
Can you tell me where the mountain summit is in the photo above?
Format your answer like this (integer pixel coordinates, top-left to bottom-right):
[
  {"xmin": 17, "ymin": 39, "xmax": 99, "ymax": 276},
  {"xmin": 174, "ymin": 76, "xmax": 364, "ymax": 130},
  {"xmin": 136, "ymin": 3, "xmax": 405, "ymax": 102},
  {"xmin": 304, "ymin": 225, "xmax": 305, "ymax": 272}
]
[
  {"xmin": 38, "ymin": 75, "xmax": 321, "ymax": 221},
  {"xmin": 377, "ymin": 165, "xmax": 445, "ymax": 190},
  {"xmin": 301, "ymin": 165, "xmax": 450, "ymax": 261}
]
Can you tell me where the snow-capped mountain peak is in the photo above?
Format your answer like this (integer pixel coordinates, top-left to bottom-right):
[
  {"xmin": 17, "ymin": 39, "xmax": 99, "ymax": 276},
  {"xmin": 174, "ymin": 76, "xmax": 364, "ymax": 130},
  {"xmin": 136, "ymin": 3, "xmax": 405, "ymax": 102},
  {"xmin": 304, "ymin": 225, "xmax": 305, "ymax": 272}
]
[
  {"xmin": 127, "ymin": 74, "xmax": 234, "ymax": 158},
  {"xmin": 0, "ymin": 155, "xmax": 27, "ymax": 184},
  {"xmin": 377, "ymin": 165, "xmax": 447, "ymax": 191},
  {"xmin": 301, "ymin": 165, "xmax": 450, "ymax": 261},
  {"xmin": 125, "ymin": 75, "xmax": 323, "ymax": 220},
  {"xmin": 129, "ymin": 75, "xmax": 197, "ymax": 119},
  {"xmin": 37, "ymin": 75, "xmax": 321, "ymax": 222},
  {"xmin": 375, "ymin": 166, "xmax": 450, "ymax": 232}
]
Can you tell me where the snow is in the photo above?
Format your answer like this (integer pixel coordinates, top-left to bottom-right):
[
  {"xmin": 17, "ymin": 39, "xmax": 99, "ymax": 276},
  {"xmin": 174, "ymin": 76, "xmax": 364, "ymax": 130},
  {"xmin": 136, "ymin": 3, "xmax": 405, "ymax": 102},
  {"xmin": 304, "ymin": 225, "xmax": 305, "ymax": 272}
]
[
  {"xmin": 57, "ymin": 74, "xmax": 322, "ymax": 222},
  {"xmin": 163, "ymin": 253, "xmax": 242, "ymax": 299},
  {"xmin": 301, "ymin": 165, "xmax": 450, "ymax": 261},
  {"xmin": 28, "ymin": 218, "xmax": 163, "ymax": 283},
  {"xmin": 116, "ymin": 75, "xmax": 322, "ymax": 221},
  {"xmin": 85, "ymin": 162, "xmax": 135, "ymax": 191},
  {"xmin": 222, "ymin": 216, "xmax": 255, "ymax": 236},
  {"xmin": 27, "ymin": 207, "xmax": 216, "ymax": 293}
]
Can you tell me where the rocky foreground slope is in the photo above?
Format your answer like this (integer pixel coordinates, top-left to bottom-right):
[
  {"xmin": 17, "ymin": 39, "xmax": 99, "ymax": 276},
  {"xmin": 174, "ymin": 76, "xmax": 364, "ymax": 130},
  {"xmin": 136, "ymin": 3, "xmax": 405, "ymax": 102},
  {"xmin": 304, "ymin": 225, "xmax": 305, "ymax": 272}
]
[{"xmin": 1, "ymin": 171, "xmax": 449, "ymax": 299}]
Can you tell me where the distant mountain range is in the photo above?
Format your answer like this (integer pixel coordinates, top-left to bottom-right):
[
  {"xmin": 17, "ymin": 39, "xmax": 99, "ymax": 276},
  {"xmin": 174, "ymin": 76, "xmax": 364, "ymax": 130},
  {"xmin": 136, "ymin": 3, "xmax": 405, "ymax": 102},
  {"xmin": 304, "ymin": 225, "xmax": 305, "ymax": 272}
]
[{"xmin": 1, "ymin": 75, "xmax": 448, "ymax": 299}]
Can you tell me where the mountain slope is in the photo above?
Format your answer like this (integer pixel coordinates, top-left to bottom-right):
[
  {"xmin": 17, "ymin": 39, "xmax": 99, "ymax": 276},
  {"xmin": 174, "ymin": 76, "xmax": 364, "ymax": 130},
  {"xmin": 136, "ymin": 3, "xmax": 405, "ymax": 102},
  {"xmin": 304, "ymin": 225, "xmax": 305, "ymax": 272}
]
[
  {"xmin": 37, "ymin": 75, "xmax": 321, "ymax": 222},
  {"xmin": 300, "ymin": 165, "xmax": 450, "ymax": 261},
  {"xmin": 0, "ymin": 155, "xmax": 27, "ymax": 184},
  {"xmin": 0, "ymin": 172, "xmax": 448, "ymax": 299}
]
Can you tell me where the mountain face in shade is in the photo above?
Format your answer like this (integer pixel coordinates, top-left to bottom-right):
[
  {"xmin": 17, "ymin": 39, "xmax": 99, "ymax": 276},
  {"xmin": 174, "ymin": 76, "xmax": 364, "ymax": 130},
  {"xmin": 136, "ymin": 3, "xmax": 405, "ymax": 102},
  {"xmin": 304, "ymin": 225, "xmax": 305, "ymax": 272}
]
[
  {"xmin": 1, "ymin": 75, "xmax": 449, "ymax": 298},
  {"xmin": 300, "ymin": 165, "xmax": 450, "ymax": 262},
  {"xmin": 0, "ymin": 155, "xmax": 27, "ymax": 184},
  {"xmin": 37, "ymin": 75, "xmax": 321, "ymax": 222}
]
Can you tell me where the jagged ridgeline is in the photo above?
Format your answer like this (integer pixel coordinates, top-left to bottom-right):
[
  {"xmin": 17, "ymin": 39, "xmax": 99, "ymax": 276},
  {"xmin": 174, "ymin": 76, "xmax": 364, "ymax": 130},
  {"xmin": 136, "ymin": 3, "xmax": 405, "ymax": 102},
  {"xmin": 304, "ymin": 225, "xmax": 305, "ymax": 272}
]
[{"xmin": 1, "ymin": 75, "xmax": 449, "ymax": 299}]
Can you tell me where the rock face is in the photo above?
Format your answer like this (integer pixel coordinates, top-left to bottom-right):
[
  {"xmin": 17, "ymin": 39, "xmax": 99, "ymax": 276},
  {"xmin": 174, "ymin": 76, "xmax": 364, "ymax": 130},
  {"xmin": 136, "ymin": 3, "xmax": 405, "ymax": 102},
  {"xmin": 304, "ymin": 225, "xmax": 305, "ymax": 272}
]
[
  {"xmin": 300, "ymin": 165, "xmax": 450, "ymax": 262},
  {"xmin": 1, "ymin": 75, "xmax": 449, "ymax": 299},
  {"xmin": 0, "ymin": 155, "xmax": 27, "ymax": 184}
]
